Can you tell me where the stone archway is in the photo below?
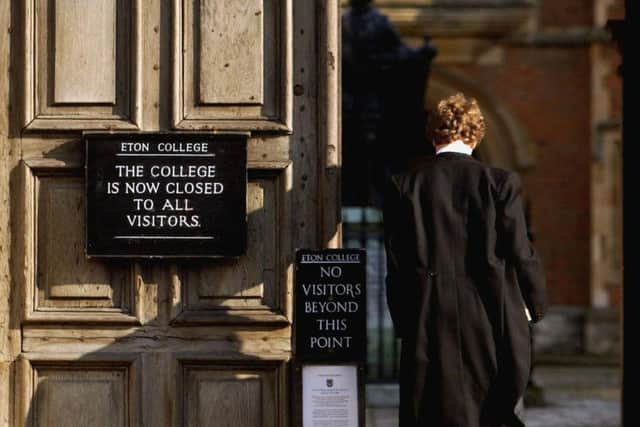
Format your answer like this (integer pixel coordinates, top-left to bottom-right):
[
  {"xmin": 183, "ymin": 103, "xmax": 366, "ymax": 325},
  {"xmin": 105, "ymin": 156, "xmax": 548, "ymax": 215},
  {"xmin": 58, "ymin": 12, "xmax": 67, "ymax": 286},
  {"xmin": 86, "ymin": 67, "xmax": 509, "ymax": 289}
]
[{"xmin": 426, "ymin": 66, "xmax": 537, "ymax": 173}]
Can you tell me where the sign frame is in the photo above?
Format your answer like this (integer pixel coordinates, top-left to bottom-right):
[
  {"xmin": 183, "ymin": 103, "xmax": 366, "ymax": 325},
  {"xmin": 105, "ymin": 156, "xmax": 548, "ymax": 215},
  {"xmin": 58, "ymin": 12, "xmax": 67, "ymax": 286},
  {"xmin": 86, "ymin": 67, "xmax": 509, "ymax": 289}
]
[
  {"xmin": 294, "ymin": 248, "xmax": 367, "ymax": 363},
  {"xmin": 84, "ymin": 131, "xmax": 247, "ymax": 259},
  {"xmin": 293, "ymin": 248, "xmax": 367, "ymax": 427}
]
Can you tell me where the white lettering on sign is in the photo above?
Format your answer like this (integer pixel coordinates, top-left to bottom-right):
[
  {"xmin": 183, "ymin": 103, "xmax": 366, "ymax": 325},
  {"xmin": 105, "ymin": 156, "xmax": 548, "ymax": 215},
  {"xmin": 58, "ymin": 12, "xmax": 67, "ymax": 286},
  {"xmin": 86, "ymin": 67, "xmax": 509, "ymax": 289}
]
[
  {"xmin": 125, "ymin": 182, "xmax": 160, "ymax": 194},
  {"xmin": 157, "ymin": 142, "xmax": 209, "ymax": 152},
  {"xmin": 125, "ymin": 214, "xmax": 201, "ymax": 228},
  {"xmin": 165, "ymin": 182, "xmax": 223, "ymax": 195},
  {"xmin": 320, "ymin": 266, "xmax": 342, "ymax": 278},
  {"xmin": 149, "ymin": 165, "xmax": 216, "ymax": 178},
  {"xmin": 315, "ymin": 318, "xmax": 348, "ymax": 331},
  {"xmin": 104, "ymin": 140, "xmax": 228, "ymax": 234},
  {"xmin": 300, "ymin": 253, "xmax": 361, "ymax": 263},
  {"xmin": 304, "ymin": 301, "xmax": 359, "ymax": 314},
  {"xmin": 133, "ymin": 198, "xmax": 154, "ymax": 211},
  {"xmin": 121, "ymin": 142, "xmax": 149, "ymax": 152},
  {"xmin": 298, "ymin": 256, "xmax": 365, "ymax": 355},
  {"xmin": 302, "ymin": 283, "xmax": 362, "ymax": 297},
  {"xmin": 115, "ymin": 164, "xmax": 144, "ymax": 177},
  {"xmin": 309, "ymin": 336, "xmax": 353, "ymax": 349}
]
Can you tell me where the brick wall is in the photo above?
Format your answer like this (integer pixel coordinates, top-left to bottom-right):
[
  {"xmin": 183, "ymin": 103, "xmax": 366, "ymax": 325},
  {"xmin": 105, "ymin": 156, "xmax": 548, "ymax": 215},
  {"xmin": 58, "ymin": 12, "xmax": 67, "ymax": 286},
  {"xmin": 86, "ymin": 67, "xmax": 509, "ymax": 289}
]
[
  {"xmin": 450, "ymin": 47, "xmax": 592, "ymax": 305},
  {"xmin": 443, "ymin": 0, "xmax": 623, "ymax": 306},
  {"xmin": 539, "ymin": 0, "xmax": 594, "ymax": 27}
]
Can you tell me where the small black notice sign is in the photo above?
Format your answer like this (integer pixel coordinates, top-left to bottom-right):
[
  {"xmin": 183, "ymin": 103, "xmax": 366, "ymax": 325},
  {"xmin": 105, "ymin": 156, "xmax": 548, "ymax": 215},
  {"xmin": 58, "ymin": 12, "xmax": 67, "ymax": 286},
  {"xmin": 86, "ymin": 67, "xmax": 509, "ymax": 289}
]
[
  {"xmin": 295, "ymin": 249, "xmax": 367, "ymax": 363},
  {"xmin": 85, "ymin": 133, "xmax": 247, "ymax": 257}
]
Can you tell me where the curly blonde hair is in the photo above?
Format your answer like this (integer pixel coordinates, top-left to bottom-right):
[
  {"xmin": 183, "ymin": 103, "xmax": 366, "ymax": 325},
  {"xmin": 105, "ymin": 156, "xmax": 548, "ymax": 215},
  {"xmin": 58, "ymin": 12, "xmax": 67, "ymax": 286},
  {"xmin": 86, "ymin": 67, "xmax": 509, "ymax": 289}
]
[{"xmin": 426, "ymin": 93, "xmax": 486, "ymax": 146}]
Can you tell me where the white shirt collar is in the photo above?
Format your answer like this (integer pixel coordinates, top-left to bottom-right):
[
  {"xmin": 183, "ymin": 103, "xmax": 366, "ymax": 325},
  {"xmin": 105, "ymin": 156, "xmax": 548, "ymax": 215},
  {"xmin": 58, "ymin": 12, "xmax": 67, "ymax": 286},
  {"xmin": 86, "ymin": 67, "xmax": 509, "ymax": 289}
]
[{"xmin": 435, "ymin": 139, "xmax": 473, "ymax": 156}]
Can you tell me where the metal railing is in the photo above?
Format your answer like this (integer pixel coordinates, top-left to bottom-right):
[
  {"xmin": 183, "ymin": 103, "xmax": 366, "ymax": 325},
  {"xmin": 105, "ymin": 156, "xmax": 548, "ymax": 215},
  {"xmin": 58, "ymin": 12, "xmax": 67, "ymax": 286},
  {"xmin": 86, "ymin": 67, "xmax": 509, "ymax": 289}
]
[{"xmin": 342, "ymin": 207, "xmax": 401, "ymax": 382}]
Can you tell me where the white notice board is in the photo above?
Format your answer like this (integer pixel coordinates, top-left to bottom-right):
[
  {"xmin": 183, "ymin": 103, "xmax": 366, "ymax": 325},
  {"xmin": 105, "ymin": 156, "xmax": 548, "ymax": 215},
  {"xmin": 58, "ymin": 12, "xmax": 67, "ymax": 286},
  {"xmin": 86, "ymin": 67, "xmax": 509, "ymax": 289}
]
[{"xmin": 302, "ymin": 365, "xmax": 359, "ymax": 427}]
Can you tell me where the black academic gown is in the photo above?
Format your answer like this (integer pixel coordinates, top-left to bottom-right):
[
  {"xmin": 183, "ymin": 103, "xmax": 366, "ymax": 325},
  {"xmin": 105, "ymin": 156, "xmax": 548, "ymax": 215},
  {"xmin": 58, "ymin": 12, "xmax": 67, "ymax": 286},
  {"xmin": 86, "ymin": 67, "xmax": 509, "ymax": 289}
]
[{"xmin": 383, "ymin": 152, "xmax": 546, "ymax": 427}]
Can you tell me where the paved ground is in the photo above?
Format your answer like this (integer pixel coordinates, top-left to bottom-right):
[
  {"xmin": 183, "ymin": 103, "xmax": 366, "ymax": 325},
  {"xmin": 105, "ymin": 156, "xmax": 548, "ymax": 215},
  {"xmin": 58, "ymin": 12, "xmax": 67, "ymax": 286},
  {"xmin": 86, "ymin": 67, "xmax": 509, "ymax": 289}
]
[
  {"xmin": 524, "ymin": 398, "xmax": 620, "ymax": 427},
  {"xmin": 366, "ymin": 400, "xmax": 620, "ymax": 427},
  {"xmin": 365, "ymin": 365, "xmax": 621, "ymax": 427}
]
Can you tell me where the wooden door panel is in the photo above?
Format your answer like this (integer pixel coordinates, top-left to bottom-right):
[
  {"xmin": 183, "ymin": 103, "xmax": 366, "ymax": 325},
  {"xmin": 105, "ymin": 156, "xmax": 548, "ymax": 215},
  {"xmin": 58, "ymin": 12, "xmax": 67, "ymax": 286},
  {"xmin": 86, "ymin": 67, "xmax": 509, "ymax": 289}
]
[
  {"xmin": 198, "ymin": 0, "xmax": 264, "ymax": 105},
  {"xmin": 21, "ymin": 0, "xmax": 139, "ymax": 130},
  {"xmin": 24, "ymin": 164, "xmax": 138, "ymax": 324},
  {"xmin": 37, "ymin": 177, "xmax": 119, "ymax": 305},
  {"xmin": 33, "ymin": 367, "xmax": 128, "ymax": 427},
  {"xmin": 173, "ymin": 168, "xmax": 290, "ymax": 325},
  {"xmin": 16, "ymin": 358, "xmax": 140, "ymax": 427},
  {"xmin": 173, "ymin": 0, "xmax": 292, "ymax": 131},
  {"xmin": 53, "ymin": 0, "xmax": 117, "ymax": 104},
  {"xmin": 187, "ymin": 180, "xmax": 273, "ymax": 305},
  {"xmin": 180, "ymin": 362, "xmax": 282, "ymax": 427}
]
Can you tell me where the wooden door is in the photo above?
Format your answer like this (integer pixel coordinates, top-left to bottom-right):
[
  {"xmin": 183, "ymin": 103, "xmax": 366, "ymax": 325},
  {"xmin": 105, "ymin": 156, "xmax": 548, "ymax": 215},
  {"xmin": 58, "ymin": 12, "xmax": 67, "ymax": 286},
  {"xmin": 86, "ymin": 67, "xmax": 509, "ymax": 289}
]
[{"xmin": 0, "ymin": 1, "xmax": 341, "ymax": 426}]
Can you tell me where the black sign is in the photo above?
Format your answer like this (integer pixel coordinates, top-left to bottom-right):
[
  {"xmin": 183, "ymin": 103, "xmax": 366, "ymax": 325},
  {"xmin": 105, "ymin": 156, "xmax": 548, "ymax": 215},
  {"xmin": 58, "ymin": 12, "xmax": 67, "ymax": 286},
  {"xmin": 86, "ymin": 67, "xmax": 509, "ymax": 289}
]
[
  {"xmin": 295, "ymin": 249, "xmax": 366, "ymax": 363},
  {"xmin": 85, "ymin": 133, "xmax": 247, "ymax": 257}
]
